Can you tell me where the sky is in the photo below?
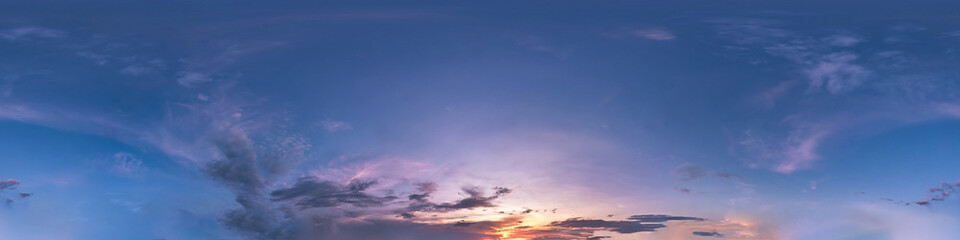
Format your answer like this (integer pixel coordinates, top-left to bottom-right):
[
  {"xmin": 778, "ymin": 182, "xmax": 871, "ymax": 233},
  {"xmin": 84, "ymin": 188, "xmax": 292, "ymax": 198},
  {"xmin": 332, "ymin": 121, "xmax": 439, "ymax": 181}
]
[{"xmin": 1, "ymin": 0, "xmax": 960, "ymax": 239}]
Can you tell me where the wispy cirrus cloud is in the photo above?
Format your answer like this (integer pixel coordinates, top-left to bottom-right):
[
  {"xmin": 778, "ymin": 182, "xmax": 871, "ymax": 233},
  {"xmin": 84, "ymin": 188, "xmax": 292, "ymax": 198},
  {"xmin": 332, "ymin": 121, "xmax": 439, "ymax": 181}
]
[
  {"xmin": 710, "ymin": 17, "xmax": 960, "ymax": 173},
  {"xmin": 750, "ymin": 80, "xmax": 798, "ymax": 108},
  {"xmin": 515, "ymin": 34, "xmax": 571, "ymax": 58},
  {"xmin": 0, "ymin": 27, "xmax": 64, "ymax": 40},
  {"xmin": 111, "ymin": 152, "xmax": 144, "ymax": 178},
  {"xmin": 737, "ymin": 123, "xmax": 834, "ymax": 174},
  {"xmin": 318, "ymin": 118, "xmax": 353, "ymax": 132},
  {"xmin": 631, "ymin": 28, "xmax": 676, "ymax": 40},
  {"xmin": 607, "ymin": 27, "xmax": 676, "ymax": 41},
  {"xmin": 821, "ymin": 33, "xmax": 863, "ymax": 47},
  {"xmin": 712, "ymin": 18, "xmax": 871, "ymax": 94},
  {"xmin": 802, "ymin": 52, "xmax": 871, "ymax": 94}
]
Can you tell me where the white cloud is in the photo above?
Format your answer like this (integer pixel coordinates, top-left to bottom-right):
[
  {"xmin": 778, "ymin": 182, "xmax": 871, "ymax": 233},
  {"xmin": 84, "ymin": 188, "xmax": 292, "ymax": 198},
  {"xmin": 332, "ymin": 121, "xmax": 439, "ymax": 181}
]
[
  {"xmin": 514, "ymin": 34, "xmax": 569, "ymax": 59},
  {"xmin": 319, "ymin": 118, "xmax": 353, "ymax": 132},
  {"xmin": 946, "ymin": 31, "xmax": 960, "ymax": 39},
  {"xmin": 751, "ymin": 80, "xmax": 798, "ymax": 108},
  {"xmin": 822, "ymin": 34, "xmax": 863, "ymax": 47},
  {"xmin": 176, "ymin": 72, "xmax": 213, "ymax": 87},
  {"xmin": 805, "ymin": 53, "xmax": 871, "ymax": 94},
  {"xmin": 111, "ymin": 152, "xmax": 143, "ymax": 177},
  {"xmin": 714, "ymin": 19, "xmax": 872, "ymax": 94},
  {"xmin": 631, "ymin": 28, "xmax": 676, "ymax": 40},
  {"xmin": 0, "ymin": 27, "xmax": 64, "ymax": 40}
]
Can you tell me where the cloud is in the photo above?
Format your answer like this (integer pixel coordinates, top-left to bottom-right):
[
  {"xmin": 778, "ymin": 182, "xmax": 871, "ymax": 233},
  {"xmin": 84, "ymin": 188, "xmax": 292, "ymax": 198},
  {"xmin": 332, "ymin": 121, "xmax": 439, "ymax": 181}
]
[
  {"xmin": 120, "ymin": 59, "xmax": 165, "ymax": 76},
  {"xmin": 175, "ymin": 42, "xmax": 287, "ymax": 87},
  {"xmin": 269, "ymin": 177, "xmax": 396, "ymax": 209},
  {"xmin": 804, "ymin": 52, "xmax": 871, "ymax": 94},
  {"xmin": 673, "ymin": 163, "xmax": 709, "ymax": 181},
  {"xmin": 672, "ymin": 163, "xmax": 742, "ymax": 181},
  {"xmin": 303, "ymin": 218, "xmax": 498, "ymax": 240},
  {"xmin": 176, "ymin": 72, "xmax": 214, "ymax": 87},
  {"xmin": 710, "ymin": 18, "xmax": 794, "ymax": 46},
  {"xmin": 751, "ymin": 80, "xmax": 798, "ymax": 108},
  {"xmin": 607, "ymin": 28, "xmax": 676, "ymax": 41},
  {"xmin": 915, "ymin": 179, "xmax": 960, "ymax": 206},
  {"xmin": 738, "ymin": 125, "xmax": 832, "ymax": 174},
  {"xmin": 550, "ymin": 218, "xmax": 668, "ymax": 234},
  {"xmin": 631, "ymin": 28, "xmax": 676, "ymax": 40},
  {"xmin": 515, "ymin": 34, "xmax": 569, "ymax": 58},
  {"xmin": 947, "ymin": 31, "xmax": 960, "ymax": 39},
  {"xmin": 319, "ymin": 119, "xmax": 353, "ymax": 132},
  {"xmin": 0, "ymin": 95, "xmax": 729, "ymax": 240},
  {"xmin": 693, "ymin": 230, "xmax": 724, "ymax": 237},
  {"xmin": 199, "ymin": 127, "xmax": 300, "ymax": 239},
  {"xmin": 712, "ymin": 18, "xmax": 872, "ymax": 94},
  {"xmin": 674, "ymin": 186, "xmax": 693, "ymax": 194},
  {"xmin": 822, "ymin": 34, "xmax": 863, "ymax": 47},
  {"xmin": 111, "ymin": 152, "xmax": 143, "ymax": 177},
  {"xmin": 0, "ymin": 27, "xmax": 64, "ymax": 40},
  {"xmin": 508, "ymin": 214, "xmax": 705, "ymax": 239},
  {"xmin": 0, "ymin": 179, "xmax": 19, "ymax": 192},
  {"xmin": 627, "ymin": 215, "xmax": 705, "ymax": 222},
  {"xmin": 0, "ymin": 179, "xmax": 31, "ymax": 206},
  {"xmin": 204, "ymin": 130, "xmax": 265, "ymax": 194},
  {"xmin": 401, "ymin": 185, "xmax": 513, "ymax": 217}
]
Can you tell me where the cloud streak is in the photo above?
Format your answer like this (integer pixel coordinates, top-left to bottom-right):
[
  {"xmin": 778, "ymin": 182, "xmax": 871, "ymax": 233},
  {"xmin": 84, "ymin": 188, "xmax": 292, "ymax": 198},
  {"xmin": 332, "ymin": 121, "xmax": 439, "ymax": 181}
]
[{"xmin": 0, "ymin": 27, "xmax": 64, "ymax": 40}]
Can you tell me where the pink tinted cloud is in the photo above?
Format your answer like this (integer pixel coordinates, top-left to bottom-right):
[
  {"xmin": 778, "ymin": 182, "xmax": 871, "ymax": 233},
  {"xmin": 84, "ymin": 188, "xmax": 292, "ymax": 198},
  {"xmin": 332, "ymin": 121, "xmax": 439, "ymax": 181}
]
[
  {"xmin": 0, "ymin": 179, "xmax": 20, "ymax": 191},
  {"xmin": 775, "ymin": 129, "xmax": 829, "ymax": 174},
  {"xmin": 752, "ymin": 80, "xmax": 798, "ymax": 108},
  {"xmin": 739, "ymin": 123, "xmax": 835, "ymax": 174}
]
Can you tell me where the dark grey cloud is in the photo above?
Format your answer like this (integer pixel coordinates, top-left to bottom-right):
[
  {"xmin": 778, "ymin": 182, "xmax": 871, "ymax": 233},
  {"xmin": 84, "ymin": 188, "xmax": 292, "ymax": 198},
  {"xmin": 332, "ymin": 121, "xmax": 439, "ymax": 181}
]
[
  {"xmin": 550, "ymin": 218, "xmax": 667, "ymax": 234},
  {"xmin": 672, "ymin": 163, "xmax": 742, "ymax": 182},
  {"xmin": 0, "ymin": 179, "xmax": 30, "ymax": 207},
  {"xmin": 627, "ymin": 214, "xmax": 705, "ymax": 222},
  {"xmin": 221, "ymin": 196, "xmax": 296, "ymax": 240},
  {"xmin": 303, "ymin": 219, "xmax": 496, "ymax": 240},
  {"xmin": 483, "ymin": 214, "xmax": 709, "ymax": 239},
  {"xmin": 693, "ymin": 231, "xmax": 724, "ymax": 237},
  {"xmin": 880, "ymin": 198, "xmax": 912, "ymax": 206},
  {"xmin": 715, "ymin": 172, "xmax": 742, "ymax": 181},
  {"xmin": 269, "ymin": 177, "xmax": 396, "ymax": 209},
  {"xmin": 402, "ymin": 185, "xmax": 512, "ymax": 216},
  {"xmin": 431, "ymin": 186, "xmax": 511, "ymax": 210},
  {"xmin": 203, "ymin": 131, "xmax": 264, "ymax": 194},
  {"xmin": 673, "ymin": 164, "xmax": 708, "ymax": 181},
  {"xmin": 0, "ymin": 179, "xmax": 19, "ymax": 192},
  {"xmin": 201, "ymin": 130, "xmax": 298, "ymax": 240},
  {"xmin": 201, "ymin": 130, "xmax": 514, "ymax": 240}
]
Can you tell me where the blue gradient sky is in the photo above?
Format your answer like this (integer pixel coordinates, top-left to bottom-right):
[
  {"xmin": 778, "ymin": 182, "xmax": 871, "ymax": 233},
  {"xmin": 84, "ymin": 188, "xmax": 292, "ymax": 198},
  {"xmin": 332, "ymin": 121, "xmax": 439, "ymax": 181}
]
[{"xmin": 1, "ymin": 1, "xmax": 960, "ymax": 239}]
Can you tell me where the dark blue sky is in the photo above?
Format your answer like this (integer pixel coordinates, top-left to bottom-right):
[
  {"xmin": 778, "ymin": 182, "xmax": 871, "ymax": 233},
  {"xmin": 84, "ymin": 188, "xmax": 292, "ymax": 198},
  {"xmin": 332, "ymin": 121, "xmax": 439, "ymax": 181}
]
[{"xmin": 1, "ymin": 1, "xmax": 960, "ymax": 239}]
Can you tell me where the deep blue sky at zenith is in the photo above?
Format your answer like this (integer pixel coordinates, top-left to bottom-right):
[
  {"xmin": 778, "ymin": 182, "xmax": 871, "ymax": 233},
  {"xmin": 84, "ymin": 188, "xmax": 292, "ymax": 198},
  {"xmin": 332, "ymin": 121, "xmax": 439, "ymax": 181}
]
[{"xmin": 2, "ymin": 1, "xmax": 960, "ymax": 239}]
